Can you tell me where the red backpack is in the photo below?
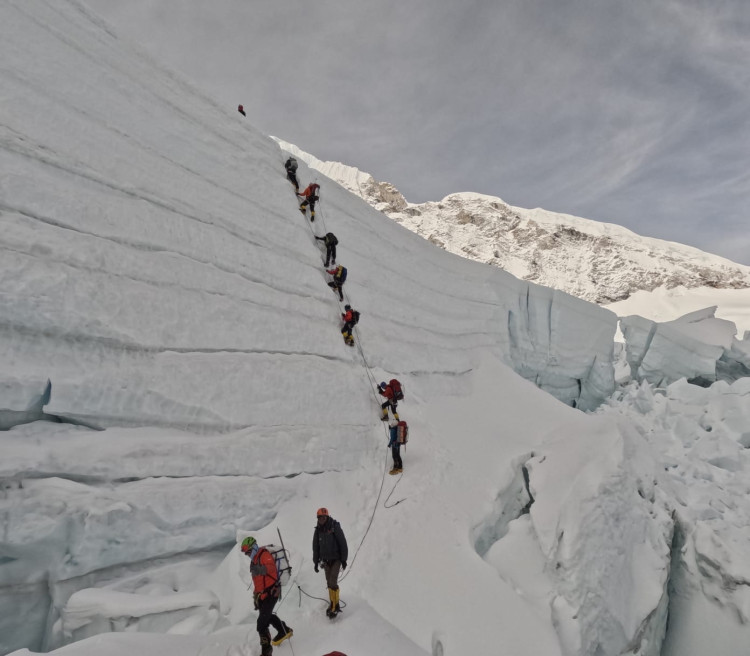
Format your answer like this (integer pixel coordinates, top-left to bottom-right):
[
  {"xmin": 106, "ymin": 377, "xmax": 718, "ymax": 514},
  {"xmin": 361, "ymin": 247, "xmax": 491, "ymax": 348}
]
[
  {"xmin": 396, "ymin": 420, "xmax": 409, "ymax": 444},
  {"xmin": 389, "ymin": 379, "xmax": 404, "ymax": 401}
]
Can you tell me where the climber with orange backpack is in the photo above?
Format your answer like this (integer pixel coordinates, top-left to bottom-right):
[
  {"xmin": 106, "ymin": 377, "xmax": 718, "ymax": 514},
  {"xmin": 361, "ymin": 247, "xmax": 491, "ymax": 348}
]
[
  {"xmin": 388, "ymin": 418, "xmax": 408, "ymax": 474},
  {"xmin": 378, "ymin": 379, "xmax": 403, "ymax": 421}
]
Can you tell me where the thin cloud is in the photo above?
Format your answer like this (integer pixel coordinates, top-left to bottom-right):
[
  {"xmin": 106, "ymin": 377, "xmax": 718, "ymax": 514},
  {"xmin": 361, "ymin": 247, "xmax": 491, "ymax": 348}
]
[{"xmin": 85, "ymin": 0, "xmax": 750, "ymax": 264}]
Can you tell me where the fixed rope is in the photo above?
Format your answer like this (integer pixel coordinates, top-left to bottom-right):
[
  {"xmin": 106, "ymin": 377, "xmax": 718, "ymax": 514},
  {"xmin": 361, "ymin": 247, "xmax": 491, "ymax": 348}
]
[{"xmin": 287, "ymin": 167, "xmax": 403, "ymax": 583}]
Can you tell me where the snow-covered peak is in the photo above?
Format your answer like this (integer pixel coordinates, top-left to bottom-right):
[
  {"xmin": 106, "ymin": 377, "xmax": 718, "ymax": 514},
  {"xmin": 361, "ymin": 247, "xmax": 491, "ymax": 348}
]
[{"xmin": 276, "ymin": 139, "xmax": 750, "ymax": 304}]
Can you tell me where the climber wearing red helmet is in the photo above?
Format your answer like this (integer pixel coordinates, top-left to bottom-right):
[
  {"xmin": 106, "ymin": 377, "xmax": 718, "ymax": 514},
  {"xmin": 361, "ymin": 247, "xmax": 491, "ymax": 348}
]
[{"xmin": 312, "ymin": 508, "xmax": 348, "ymax": 618}]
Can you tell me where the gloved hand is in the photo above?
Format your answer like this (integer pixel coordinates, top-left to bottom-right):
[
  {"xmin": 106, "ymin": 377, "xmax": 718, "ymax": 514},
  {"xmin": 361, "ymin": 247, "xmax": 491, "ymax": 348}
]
[
  {"xmin": 253, "ymin": 593, "xmax": 261, "ymax": 610},
  {"xmin": 341, "ymin": 562, "xmax": 347, "ymax": 571},
  {"xmin": 314, "ymin": 563, "xmax": 319, "ymax": 573}
]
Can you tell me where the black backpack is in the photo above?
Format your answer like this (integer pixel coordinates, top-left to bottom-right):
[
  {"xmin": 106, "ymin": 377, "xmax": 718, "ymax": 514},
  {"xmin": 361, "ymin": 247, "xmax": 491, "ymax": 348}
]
[
  {"xmin": 286, "ymin": 157, "xmax": 298, "ymax": 172},
  {"xmin": 335, "ymin": 266, "xmax": 347, "ymax": 283},
  {"xmin": 326, "ymin": 232, "xmax": 338, "ymax": 246},
  {"xmin": 351, "ymin": 310, "xmax": 360, "ymax": 325}
]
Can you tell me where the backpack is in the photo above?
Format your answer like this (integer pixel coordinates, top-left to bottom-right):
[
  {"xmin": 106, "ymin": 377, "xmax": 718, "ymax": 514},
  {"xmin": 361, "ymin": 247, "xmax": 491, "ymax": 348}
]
[
  {"xmin": 389, "ymin": 379, "xmax": 404, "ymax": 401},
  {"xmin": 286, "ymin": 157, "xmax": 297, "ymax": 172},
  {"xmin": 335, "ymin": 266, "xmax": 347, "ymax": 283},
  {"xmin": 396, "ymin": 420, "xmax": 409, "ymax": 444},
  {"xmin": 326, "ymin": 232, "xmax": 338, "ymax": 246},
  {"xmin": 351, "ymin": 310, "xmax": 360, "ymax": 325},
  {"xmin": 263, "ymin": 544, "xmax": 292, "ymax": 586}
]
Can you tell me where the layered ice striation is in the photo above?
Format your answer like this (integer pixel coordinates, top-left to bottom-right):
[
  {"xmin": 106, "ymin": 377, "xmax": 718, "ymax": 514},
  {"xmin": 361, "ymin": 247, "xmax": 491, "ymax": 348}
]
[{"xmin": 0, "ymin": 1, "xmax": 615, "ymax": 435}]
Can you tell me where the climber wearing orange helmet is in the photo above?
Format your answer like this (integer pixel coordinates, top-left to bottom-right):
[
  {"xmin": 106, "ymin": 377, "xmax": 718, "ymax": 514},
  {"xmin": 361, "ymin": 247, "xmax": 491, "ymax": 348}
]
[{"xmin": 312, "ymin": 508, "xmax": 348, "ymax": 618}]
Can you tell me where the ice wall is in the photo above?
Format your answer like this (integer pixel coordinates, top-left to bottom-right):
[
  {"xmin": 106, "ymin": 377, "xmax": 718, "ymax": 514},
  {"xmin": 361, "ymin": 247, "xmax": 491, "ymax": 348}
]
[
  {"xmin": 597, "ymin": 378, "xmax": 750, "ymax": 654},
  {"xmin": 620, "ymin": 307, "xmax": 748, "ymax": 386},
  {"xmin": 1, "ymin": 1, "xmax": 617, "ymax": 653},
  {"xmin": 0, "ymin": 2, "xmax": 615, "ymax": 435}
]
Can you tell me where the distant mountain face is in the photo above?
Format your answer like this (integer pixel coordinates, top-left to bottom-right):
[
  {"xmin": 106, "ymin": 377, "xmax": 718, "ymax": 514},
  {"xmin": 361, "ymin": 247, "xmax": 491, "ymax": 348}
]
[{"xmin": 276, "ymin": 139, "xmax": 750, "ymax": 304}]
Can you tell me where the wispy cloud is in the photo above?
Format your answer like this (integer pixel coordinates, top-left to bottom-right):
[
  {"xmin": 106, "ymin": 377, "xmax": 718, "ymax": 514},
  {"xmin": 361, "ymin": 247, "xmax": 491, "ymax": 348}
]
[{"xmin": 85, "ymin": 0, "xmax": 750, "ymax": 264}]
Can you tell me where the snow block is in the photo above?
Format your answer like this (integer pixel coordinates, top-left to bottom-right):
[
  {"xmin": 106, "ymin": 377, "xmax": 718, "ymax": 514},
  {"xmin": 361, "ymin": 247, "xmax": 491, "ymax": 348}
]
[{"xmin": 621, "ymin": 308, "xmax": 736, "ymax": 386}]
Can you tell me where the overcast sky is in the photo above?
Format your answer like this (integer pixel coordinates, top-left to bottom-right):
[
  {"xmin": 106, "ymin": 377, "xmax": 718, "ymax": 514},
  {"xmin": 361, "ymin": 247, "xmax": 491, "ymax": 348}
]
[{"xmin": 85, "ymin": 0, "xmax": 750, "ymax": 264}]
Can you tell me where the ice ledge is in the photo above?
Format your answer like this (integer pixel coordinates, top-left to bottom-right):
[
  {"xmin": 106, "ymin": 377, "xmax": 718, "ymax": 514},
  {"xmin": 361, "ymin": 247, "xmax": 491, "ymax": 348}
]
[{"xmin": 620, "ymin": 307, "xmax": 750, "ymax": 387}]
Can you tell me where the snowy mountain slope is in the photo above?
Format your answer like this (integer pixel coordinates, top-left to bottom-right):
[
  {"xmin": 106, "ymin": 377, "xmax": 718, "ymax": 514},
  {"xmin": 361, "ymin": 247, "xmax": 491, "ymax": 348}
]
[
  {"xmin": 277, "ymin": 140, "xmax": 750, "ymax": 304},
  {"xmin": 1, "ymin": 3, "xmax": 749, "ymax": 656}
]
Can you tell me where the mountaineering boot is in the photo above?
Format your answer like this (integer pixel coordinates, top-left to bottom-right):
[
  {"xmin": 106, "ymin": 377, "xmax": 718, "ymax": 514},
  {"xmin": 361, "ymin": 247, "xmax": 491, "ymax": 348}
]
[
  {"xmin": 271, "ymin": 623, "xmax": 293, "ymax": 646},
  {"xmin": 331, "ymin": 588, "xmax": 341, "ymax": 617},
  {"xmin": 260, "ymin": 630, "xmax": 273, "ymax": 656},
  {"xmin": 389, "ymin": 467, "xmax": 403, "ymax": 475},
  {"xmin": 326, "ymin": 588, "xmax": 336, "ymax": 618}
]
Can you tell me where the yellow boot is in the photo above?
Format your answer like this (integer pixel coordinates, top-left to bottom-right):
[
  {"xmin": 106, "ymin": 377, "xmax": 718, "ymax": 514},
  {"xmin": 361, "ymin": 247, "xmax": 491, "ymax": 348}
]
[
  {"xmin": 333, "ymin": 587, "xmax": 341, "ymax": 615},
  {"xmin": 326, "ymin": 588, "xmax": 336, "ymax": 618}
]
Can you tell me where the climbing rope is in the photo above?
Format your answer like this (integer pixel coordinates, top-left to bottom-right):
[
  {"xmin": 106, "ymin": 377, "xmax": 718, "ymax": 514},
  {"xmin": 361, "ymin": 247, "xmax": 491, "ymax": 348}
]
[
  {"xmin": 383, "ymin": 471, "xmax": 407, "ymax": 508},
  {"xmin": 295, "ymin": 583, "xmax": 347, "ymax": 611},
  {"xmin": 286, "ymin": 165, "xmax": 404, "ymax": 583}
]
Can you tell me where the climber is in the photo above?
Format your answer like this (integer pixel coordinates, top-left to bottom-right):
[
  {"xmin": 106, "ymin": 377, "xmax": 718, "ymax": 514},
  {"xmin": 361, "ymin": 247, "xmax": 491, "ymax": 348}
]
[
  {"xmin": 326, "ymin": 265, "xmax": 347, "ymax": 302},
  {"xmin": 312, "ymin": 508, "xmax": 348, "ymax": 618},
  {"xmin": 340, "ymin": 304, "xmax": 360, "ymax": 346},
  {"xmin": 241, "ymin": 536, "xmax": 293, "ymax": 655},
  {"xmin": 378, "ymin": 379, "xmax": 403, "ymax": 422},
  {"xmin": 388, "ymin": 419, "xmax": 405, "ymax": 475},
  {"xmin": 284, "ymin": 156, "xmax": 299, "ymax": 192},
  {"xmin": 315, "ymin": 232, "xmax": 338, "ymax": 267},
  {"xmin": 298, "ymin": 182, "xmax": 320, "ymax": 221}
]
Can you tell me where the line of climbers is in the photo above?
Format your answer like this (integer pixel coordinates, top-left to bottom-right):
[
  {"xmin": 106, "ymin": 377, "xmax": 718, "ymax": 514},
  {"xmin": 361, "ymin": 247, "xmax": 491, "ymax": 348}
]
[
  {"xmin": 284, "ymin": 156, "xmax": 411, "ymax": 475},
  {"xmin": 236, "ymin": 153, "xmax": 413, "ymax": 656}
]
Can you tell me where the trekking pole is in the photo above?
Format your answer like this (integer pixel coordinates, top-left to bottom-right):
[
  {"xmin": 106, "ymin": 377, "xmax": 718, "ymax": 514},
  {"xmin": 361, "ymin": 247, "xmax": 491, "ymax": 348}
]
[{"xmin": 276, "ymin": 527, "xmax": 293, "ymax": 582}]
